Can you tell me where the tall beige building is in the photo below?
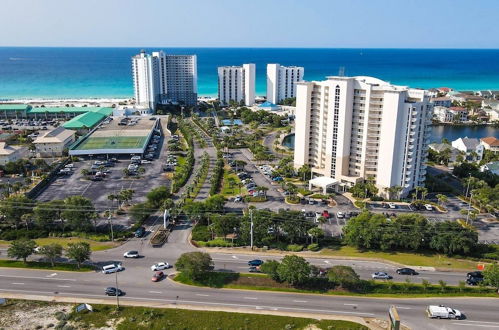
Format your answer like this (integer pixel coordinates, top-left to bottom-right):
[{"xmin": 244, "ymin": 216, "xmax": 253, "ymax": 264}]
[{"xmin": 293, "ymin": 76, "xmax": 432, "ymax": 197}]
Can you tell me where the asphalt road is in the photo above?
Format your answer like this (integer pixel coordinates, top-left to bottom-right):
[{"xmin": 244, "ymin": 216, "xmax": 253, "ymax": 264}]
[{"xmin": 3, "ymin": 221, "xmax": 498, "ymax": 330}]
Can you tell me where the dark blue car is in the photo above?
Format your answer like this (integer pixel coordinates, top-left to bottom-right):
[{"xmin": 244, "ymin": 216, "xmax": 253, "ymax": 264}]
[{"xmin": 248, "ymin": 259, "xmax": 264, "ymax": 266}]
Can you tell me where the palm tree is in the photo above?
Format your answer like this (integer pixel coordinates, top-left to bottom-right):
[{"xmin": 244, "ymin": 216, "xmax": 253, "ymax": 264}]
[
  {"xmin": 421, "ymin": 187, "xmax": 428, "ymax": 201},
  {"xmin": 436, "ymin": 194, "xmax": 448, "ymax": 206},
  {"xmin": 307, "ymin": 227, "xmax": 324, "ymax": 244},
  {"xmin": 317, "ymin": 216, "xmax": 327, "ymax": 230}
]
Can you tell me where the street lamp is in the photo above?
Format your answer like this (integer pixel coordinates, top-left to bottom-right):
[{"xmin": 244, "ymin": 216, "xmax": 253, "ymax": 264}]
[{"xmin": 114, "ymin": 267, "xmax": 120, "ymax": 309}]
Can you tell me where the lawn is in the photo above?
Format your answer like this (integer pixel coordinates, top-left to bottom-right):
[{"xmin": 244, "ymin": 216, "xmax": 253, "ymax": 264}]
[
  {"xmin": 175, "ymin": 272, "xmax": 499, "ymax": 298},
  {"xmin": 220, "ymin": 168, "xmax": 243, "ymax": 197},
  {"xmin": 70, "ymin": 302, "xmax": 367, "ymax": 330},
  {"xmin": 319, "ymin": 246, "xmax": 480, "ymax": 270},
  {"xmin": 0, "ymin": 259, "xmax": 94, "ymax": 272},
  {"xmin": 0, "ymin": 237, "xmax": 118, "ymax": 251}
]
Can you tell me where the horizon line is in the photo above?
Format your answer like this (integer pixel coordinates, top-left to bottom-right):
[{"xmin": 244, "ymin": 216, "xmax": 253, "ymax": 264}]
[{"xmin": 1, "ymin": 46, "xmax": 499, "ymax": 50}]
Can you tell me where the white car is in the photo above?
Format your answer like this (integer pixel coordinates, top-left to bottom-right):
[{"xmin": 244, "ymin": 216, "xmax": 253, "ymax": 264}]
[
  {"xmin": 371, "ymin": 271, "xmax": 393, "ymax": 280},
  {"xmin": 424, "ymin": 204, "xmax": 433, "ymax": 211},
  {"xmin": 388, "ymin": 203, "xmax": 396, "ymax": 209},
  {"xmin": 426, "ymin": 305, "xmax": 463, "ymax": 319},
  {"xmin": 336, "ymin": 211, "xmax": 345, "ymax": 219},
  {"xmin": 151, "ymin": 262, "xmax": 171, "ymax": 271},
  {"xmin": 102, "ymin": 263, "xmax": 124, "ymax": 274},
  {"xmin": 123, "ymin": 250, "xmax": 140, "ymax": 258}
]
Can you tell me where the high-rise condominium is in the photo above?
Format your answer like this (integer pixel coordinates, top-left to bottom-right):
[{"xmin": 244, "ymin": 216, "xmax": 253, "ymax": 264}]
[
  {"xmin": 218, "ymin": 64, "xmax": 255, "ymax": 106},
  {"xmin": 267, "ymin": 64, "xmax": 304, "ymax": 104},
  {"xmin": 132, "ymin": 50, "xmax": 197, "ymax": 109},
  {"xmin": 293, "ymin": 76, "xmax": 432, "ymax": 198}
]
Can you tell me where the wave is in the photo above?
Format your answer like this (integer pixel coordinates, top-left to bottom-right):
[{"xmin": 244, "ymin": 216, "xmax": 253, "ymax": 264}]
[{"xmin": 9, "ymin": 57, "xmax": 29, "ymax": 61}]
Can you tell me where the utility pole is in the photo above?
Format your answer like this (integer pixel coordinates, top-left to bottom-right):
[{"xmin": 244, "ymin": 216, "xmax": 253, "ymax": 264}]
[
  {"xmin": 464, "ymin": 173, "xmax": 472, "ymax": 199},
  {"xmin": 108, "ymin": 211, "xmax": 114, "ymax": 242},
  {"xmin": 250, "ymin": 208, "xmax": 254, "ymax": 250},
  {"xmin": 114, "ymin": 268, "xmax": 120, "ymax": 309},
  {"xmin": 466, "ymin": 191, "xmax": 473, "ymax": 225}
]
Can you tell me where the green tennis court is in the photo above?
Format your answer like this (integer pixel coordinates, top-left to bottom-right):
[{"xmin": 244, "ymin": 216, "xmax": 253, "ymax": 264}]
[{"xmin": 75, "ymin": 136, "xmax": 148, "ymax": 150}]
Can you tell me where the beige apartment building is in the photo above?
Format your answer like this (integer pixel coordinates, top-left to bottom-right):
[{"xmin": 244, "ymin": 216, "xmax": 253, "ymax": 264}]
[
  {"xmin": 34, "ymin": 127, "xmax": 76, "ymax": 157},
  {"xmin": 293, "ymin": 76, "xmax": 432, "ymax": 198}
]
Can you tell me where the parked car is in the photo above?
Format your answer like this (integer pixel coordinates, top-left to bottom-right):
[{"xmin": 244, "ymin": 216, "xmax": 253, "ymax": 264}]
[
  {"xmin": 388, "ymin": 203, "xmax": 396, "ymax": 209},
  {"xmin": 272, "ymin": 176, "xmax": 283, "ymax": 181},
  {"xmin": 151, "ymin": 262, "xmax": 171, "ymax": 271},
  {"xmin": 248, "ymin": 259, "xmax": 264, "ymax": 266},
  {"xmin": 371, "ymin": 272, "xmax": 392, "ymax": 280},
  {"xmin": 151, "ymin": 271, "xmax": 165, "ymax": 282},
  {"xmin": 134, "ymin": 226, "xmax": 146, "ymax": 238},
  {"xmin": 123, "ymin": 250, "xmax": 140, "ymax": 258},
  {"xmin": 336, "ymin": 211, "xmax": 345, "ymax": 219},
  {"xmin": 102, "ymin": 263, "xmax": 124, "ymax": 274},
  {"xmin": 91, "ymin": 176, "xmax": 103, "ymax": 181},
  {"xmin": 424, "ymin": 204, "xmax": 433, "ymax": 211},
  {"xmin": 234, "ymin": 195, "xmax": 243, "ymax": 203},
  {"xmin": 105, "ymin": 287, "xmax": 123, "ymax": 296},
  {"xmin": 396, "ymin": 268, "xmax": 418, "ymax": 275},
  {"xmin": 426, "ymin": 305, "xmax": 463, "ymax": 319}
]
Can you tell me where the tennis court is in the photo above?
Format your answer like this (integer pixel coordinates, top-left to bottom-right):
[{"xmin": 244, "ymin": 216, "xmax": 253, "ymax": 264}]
[{"xmin": 75, "ymin": 136, "xmax": 148, "ymax": 150}]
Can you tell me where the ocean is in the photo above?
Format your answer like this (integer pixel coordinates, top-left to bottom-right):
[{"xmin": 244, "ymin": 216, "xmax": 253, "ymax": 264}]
[{"xmin": 1, "ymin": 47, "xmax": 499, "ymax": 99}]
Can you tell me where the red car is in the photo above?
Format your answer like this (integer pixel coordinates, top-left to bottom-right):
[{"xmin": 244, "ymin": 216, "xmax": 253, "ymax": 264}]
[
  {"xmin": 151, "ymin": 271, "xmax": 164, "ymax": 282},
  {"xmin": 322, "ymin": 210, "xmax": 330, "ymax": 219}
]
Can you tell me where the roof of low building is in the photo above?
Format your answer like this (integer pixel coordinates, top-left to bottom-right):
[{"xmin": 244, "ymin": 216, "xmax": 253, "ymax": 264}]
[
  {"xmin": 431, "ymin": 97, "xmax": 451, "ymax": 101},
  {"xmin": 455, "ymin": 137, "xmax": 481, "ymax": 150},
  {"xmin": 481, "ymin": 136, "xmax": 499, "ymax": 147},
  {"xmin": 449, "ymin": 107, "xmax": 467, "ymax": 111},
  {"xmin": 0, "ymin": 142, "xmax": 22, "ymax": 156},
  {"xmin": 34, "ymin": 127, "xmax": 75, "ymax": 144},
  {"xmin": 0, "ymin": 104, "xmax": 30, "ymax": 111},
  {"xmin": 27, "ymin": 106, "xmax": 112, "ymax": 114},
  {"xmin": 62, "ymin": 112, "xmax": 107, "ymax": 129}
]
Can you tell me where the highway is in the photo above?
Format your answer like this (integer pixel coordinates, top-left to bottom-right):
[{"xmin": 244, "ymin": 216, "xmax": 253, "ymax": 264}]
[{"xmin": 0, "ymin": 221, "xmax": 498, "ymax": 329}]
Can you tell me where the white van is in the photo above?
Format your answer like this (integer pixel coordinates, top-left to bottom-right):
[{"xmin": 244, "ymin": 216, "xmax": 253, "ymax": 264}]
[
  {"xmin": 426, "ymin": 305, "xmax": 462, "ymax": 319},
  {"xmin": 102, "ymin": 263, "xmax": 124, "ymax": 274}
]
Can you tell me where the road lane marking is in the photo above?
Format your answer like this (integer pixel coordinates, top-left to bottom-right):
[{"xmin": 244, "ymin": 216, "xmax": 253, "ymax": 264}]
[
  {"xmin": 453, "ymin": 321, "xmax": 499, "ymax": 325},
  {"xmin": 46, "ymin": 273, "xmax": 58, "ymax": 278},
  {"xmin": 293, "ymin": 300, "xmax": 308, "ymax": 303},
  {"xmin": 395, "ymin": 306, "xmax": 411, "ymax": 309},
  {"xmin": 57, "ymin": 285, "xmax": 71, "ymax": 288},
  {"xmin": 12, "ymin": 283, "xmax": 24, "ymax": 285},
  {"xmin": 244, "ymin": 297, "xmax": 258, "ymax": 300},
  {"xmin": 232, "ymin": 255, "xmax": 238, "ymax": 259},
  {"xmin": 196, "ymin": 294, "xmax": 209, "ymax": 297},
  {"xmin": 149, "ymin": 291, "xmax": 162, "ymax": 294},
  {"xmin": 0, "ymin": 275, "xmax": 76, "ymax": 282},
  {"xmin": 343, "ymin": 303, "xmax": 358, "ymax": 306},
  {"xmin": 451, "ymin": 323, "xmax": 499, "ymax": 328}
]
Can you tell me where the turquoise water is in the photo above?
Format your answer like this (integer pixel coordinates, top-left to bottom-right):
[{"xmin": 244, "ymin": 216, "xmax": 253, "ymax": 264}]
[
  {"xmin": 1, "ymin": 48, "xmax": 499, "ymax": 98},
  {"xmin": 282, "ymin": 125, "xmax": 498, "ymax": 150}
]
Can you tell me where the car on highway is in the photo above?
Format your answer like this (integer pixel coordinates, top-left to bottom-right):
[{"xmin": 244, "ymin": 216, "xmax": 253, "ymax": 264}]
[
  {"xmin": 467, "ymin": 271, "xmax": 483, "ymax": 279},
  {"xmin": 102, "ymin": 263, "xmax": 124, "ymax": 274},
  {"xmin": 151, "ymin": 262, "xmax": 171, "ymax": 271},
  {"xmin": 396, "ymin": 268, "xmax": 418, "ymax": 275},
  {"xmin": 249, "ymin": 266, "xmax": 261, "ymax": 273},
  {"xmin": 123, "ymin": 250, "xmax": 140, "ymax": 258},
  {"xmin": 371, "ymin": 271, "xmax": 392, "ymax": 280},
  {"xmin": 426, "ymin": 305, "xmax": 463, "ymax": 319},
  {"xmin": 135, "ymin": 226, "xmax": 146, "ymax": 238},
  {"xmin": 248, "ymin": 259, "xmax": 264, "ymax": 266},
  {"xmin": 151, "ymin": 271, "xmax": 165, "ymax": 282},
  {"xmin": 466, "ymin": 276, "xmax": 483, "ymax": 285},
  {"xmin": 105, "ymin": 287, "xmax": 123, "ymax": 296}
]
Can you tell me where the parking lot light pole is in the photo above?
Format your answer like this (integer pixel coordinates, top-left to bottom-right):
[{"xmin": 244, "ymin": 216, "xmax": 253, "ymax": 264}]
[
  {"xmin": 108, "ymin": 211, "xmax": 114, "ymax": 242},
  {"xmin": 115, "ymin": 268, "xmax": 120, "ymax": 309},
  {"xmin": 250, "ymin": 209, "xmax": 254, "ymax": 250}
]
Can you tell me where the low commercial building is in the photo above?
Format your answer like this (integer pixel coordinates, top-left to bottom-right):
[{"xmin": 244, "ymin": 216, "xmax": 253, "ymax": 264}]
[
  {"xmin": 451, "ymin": 137, "xmax": 484, "ymax": 161},
  {"xmin": 0, "ymin": 104, "xmax": 113, "ymax": 120},
  {"xmin": 0, "ymin": 142, "xmax": 24, "ymax": 165},
  {"xmin": 34, "ymin": 127, "xmax": 76, "ymax": 157},
  {"xmin": 481, "ymin": 136, "xmax": 499, "ymax": 153},
  {"xmin": 62, "ymin": 108, "xmax": 113, "ymax": 133}
]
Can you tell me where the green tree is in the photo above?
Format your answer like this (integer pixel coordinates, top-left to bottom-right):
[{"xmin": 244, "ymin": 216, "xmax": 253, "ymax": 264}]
[
  {"xmin": 146, "ymin": 186, "xmax": 170, "ymax": 208},
  {"xmin": 277, "ymin": 255, "xmax": 311, "ymax": 286},
  {"xmin": 259, "ymin": 260, "xmax": 281, "ymax": 281},
  {"xmin": 307, "ymin": 227, "xmax": 324, "ymax": 244},
  {"xmin": 0, "ymin": 195, "xmax": 35, "ymax": 229},
  {"xmin": 7, "ymin": 239, "xmax": 37, "ymax": 263},
  {"xmin": 211, "ymin": 214, "xmax": 239, "ymax": 240},
  {"xmin": 483, "ymin": 262, "xmax": 499, "ymax": 291},
  {"xmin": 327, "ymin": 265, "xmax": 361, "ymax": 289},
  {"xmin": 436, "ymin": 194, "xmax": 448, "ymax": 207},
  {"xmin": 175, "ymin": 252, "xmax": 213, "ymax": 281},
  {"xmin": 421, "ymin": 279, "xmax": 431, "ymax": 292},
  {"xmin": 438, "ymin": 280, "xmax": 447, "ymax": 292},
  {"xmin": 66, "ymin": 242, "xmax": 91, "ymax": 269},
  {"xmin": 38, "ymin": 243, "xmax": 63, "ymax": 267},
  {"xmin": 62, "ymin": 196, "xmax": 96, "ymax": 231},
  {"xmin": 33, "ymin": 200, "xmax": 65, "ymax": 228}
]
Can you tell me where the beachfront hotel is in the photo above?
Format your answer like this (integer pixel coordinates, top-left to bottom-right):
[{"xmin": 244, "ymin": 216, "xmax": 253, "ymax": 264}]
[
  {"xmin": 217, "ymin": 64, "xmax": 255, "ymax": 106},
  {"xmin": 132, "ymin": 50, "xmax": 197, "ymax": 109},
  {"xmin": 266, "ymin": 64, "xmax": 304, "ymax": 104},
  {"xmin": 293, "ymin": 76, "xmax": 432, "ymax": 198}
]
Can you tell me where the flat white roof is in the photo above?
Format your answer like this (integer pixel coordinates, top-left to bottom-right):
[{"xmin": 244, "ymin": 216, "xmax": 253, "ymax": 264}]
[{"xmin": 309, "ymin": 176, "xmax": 339, "ymax": 187}]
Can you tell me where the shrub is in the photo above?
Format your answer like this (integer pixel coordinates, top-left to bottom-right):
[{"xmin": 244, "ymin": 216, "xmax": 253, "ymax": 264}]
[
  {"xmin": 287, "ymin": 244, "xmax": 304, "ymax": 252},
  {"xmin": 285, "ymin": 196, "xmax": 300, "ymax": 204},
  {"xmin": 191, "ymin": 225, "xmax": 211, "ymax": 242},
  {"xmin": 370, "ymin": 196, "xmax": 384, "ymax": 201},
  {"xmin": 307, "ymin": 243, "xmax": 320, "ymax": 251}
]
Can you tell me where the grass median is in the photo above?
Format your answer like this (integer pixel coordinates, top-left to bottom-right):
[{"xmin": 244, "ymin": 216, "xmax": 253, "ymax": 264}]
[
  {"xmin": 0, "ymin": 237, "xmax": 118, "ymax": 252},
  {"xmin": 0, "ymin": 259, "xmax": 94, "ymax": 272},
  {"xmin": 174, "ymin": 272, "xmax": 499, "ymax": 298}
]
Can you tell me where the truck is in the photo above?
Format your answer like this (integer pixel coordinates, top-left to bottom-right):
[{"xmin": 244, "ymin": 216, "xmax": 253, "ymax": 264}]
[{"xmin": 426, "ymin": 305, "xmax": 463, "ymax": 319}]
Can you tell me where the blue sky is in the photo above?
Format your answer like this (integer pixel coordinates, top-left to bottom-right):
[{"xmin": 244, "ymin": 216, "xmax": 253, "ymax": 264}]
[{"xmin": 2, "ymin": 0, "xmax": 498, "ymax": 48}]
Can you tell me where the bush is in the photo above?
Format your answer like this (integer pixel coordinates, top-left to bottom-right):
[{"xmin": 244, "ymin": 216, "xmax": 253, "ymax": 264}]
[
  {"xmin": 370, "ymin": 196, "xmax": 384, "ymax": 201},
  {"xmin": 0, "ymin": 229, "xmax": 48, "ymax": 241},
  {"xmin": 197, "ymin": 238, "xmax": 235, "ymax": 247},
  {"xmin": 285, "ymin": 196, "xmax": 300, "ymax": 204},
  {"xmin": 307, "ymin": 243, "xmax": 320, "ymax": 251},
  {"xmin": 287, "ymin": 244, "xmax": 304, "ymax": 252},
  {"xmin": 191, "ymin": 225, "xmax": 211, "ymax": 242}
]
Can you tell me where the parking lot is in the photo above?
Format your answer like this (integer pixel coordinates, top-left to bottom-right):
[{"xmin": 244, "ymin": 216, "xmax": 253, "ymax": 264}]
[{"xmin": 37, "ymin": 134, "xmax": 171, "ymax": 218}]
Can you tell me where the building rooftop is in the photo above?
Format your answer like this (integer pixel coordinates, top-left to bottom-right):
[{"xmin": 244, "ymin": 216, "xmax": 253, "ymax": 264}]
[
  {"xmin": 483, "ymin": 161, "xmax": 499, "ymax": 172},
  {"xmin": 455, "ymin": 137, "xmax": 481, "ymax": 150},
  {"xmin": 62, "ymin": 112, "xmax": 107, "ymax": 130},
  {"xmin": 449, "ymin": 107, "xmax": 467, "ymax": 111},
  {"xmin": 0, "ymin": 104, "xmax": 30, "ymax": 111},
  {"xmin": 0, "ymin": 142, "xmax": 21, "ymax": 155},
  {"xmin": 481, "ymin": 136, "xmax": 499, "ymax": 147},
  {"xmin": 429, "ymin": 143, "xmax": 455, "ymax": 153},
  {"xmin": 431, "ymin": 97, "xmax": 451, "ymax": 101},
  {"xmin": 34, "ymin": 127, "xmax": 75, "ymax": 144}
]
